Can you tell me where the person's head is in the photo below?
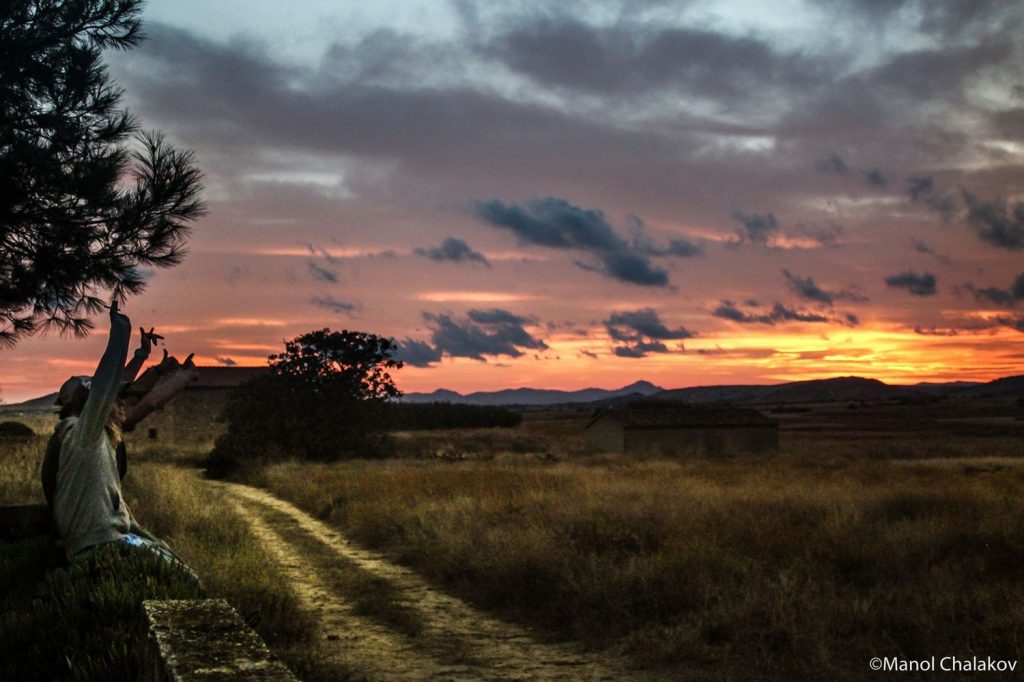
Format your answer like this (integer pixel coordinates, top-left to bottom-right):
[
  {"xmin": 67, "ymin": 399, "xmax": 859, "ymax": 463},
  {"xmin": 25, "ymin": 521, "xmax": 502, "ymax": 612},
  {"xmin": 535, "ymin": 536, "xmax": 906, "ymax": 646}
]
[
  {"xmin": 54, "ymin": 375, "xmax": 127, "ymax": 443},
  {"xmin": 55, "ymin": 376, "xmax": 90, "ymax": 419}
]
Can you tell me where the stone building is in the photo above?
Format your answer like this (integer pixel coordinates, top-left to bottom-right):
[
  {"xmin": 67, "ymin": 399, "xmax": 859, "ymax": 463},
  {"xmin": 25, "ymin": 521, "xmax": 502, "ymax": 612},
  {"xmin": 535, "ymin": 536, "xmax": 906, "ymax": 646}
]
[
  {"xmin": 125, "ymin": 366, "xmax": 267, "ymax": 448},
  {"xmin": 584, "ymin": 404, "xmax": 778, "ymax": 456}
]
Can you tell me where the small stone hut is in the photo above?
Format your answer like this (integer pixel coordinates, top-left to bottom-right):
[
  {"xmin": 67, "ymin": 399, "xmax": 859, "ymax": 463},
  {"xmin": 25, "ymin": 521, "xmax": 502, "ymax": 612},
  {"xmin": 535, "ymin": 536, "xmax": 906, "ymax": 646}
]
[
  {"xmin": 126, "ymin": 366, "xmax": 267, "ymax": 445},
  {"xmin": 584, "ymin": 404, "xmax": 778, "ymax": 456}
]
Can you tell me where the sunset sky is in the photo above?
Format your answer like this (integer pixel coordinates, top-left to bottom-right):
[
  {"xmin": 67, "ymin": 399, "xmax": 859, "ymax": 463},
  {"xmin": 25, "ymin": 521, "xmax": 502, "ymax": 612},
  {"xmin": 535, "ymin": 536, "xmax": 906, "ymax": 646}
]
[{"xmin": 2, "ymin": 0, "xmax": 1023, "ymax": 402}]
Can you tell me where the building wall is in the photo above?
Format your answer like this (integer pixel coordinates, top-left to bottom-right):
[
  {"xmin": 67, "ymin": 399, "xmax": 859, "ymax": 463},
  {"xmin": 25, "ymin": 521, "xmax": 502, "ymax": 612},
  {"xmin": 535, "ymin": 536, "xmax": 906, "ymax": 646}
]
[
  {"xmin": 123, "ymin": 389, "xmax": 230, "ymax": 450},
  {"xmin": 623, "ymin": 426, "xmax": 778, "ymax": 457}
]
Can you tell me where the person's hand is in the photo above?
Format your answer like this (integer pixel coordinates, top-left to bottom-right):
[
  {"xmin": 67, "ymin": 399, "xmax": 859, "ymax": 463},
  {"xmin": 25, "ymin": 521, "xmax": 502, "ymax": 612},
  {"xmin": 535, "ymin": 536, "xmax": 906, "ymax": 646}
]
[
  {"xmin": 109, "ymin": 297, "xmax": 130, "ymax": 328},
  {"xmin": 139, "ymin": 327, "xmax": 164, "ymax": 354}
]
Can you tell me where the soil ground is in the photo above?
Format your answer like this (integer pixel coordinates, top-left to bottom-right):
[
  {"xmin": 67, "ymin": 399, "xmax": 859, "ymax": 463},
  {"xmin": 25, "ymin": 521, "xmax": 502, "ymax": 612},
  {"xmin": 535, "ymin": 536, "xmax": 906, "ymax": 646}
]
[{"xmin": 212, "ymin": 479, "xmax": 648, "ymax": 681}]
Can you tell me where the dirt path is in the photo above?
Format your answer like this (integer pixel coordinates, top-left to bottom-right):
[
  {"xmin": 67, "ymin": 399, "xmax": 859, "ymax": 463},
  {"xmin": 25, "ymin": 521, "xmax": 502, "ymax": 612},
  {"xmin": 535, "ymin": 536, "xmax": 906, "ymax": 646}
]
[{"xmin": 211, "ymin": 480, "xmax": 644, "ymax": 681}]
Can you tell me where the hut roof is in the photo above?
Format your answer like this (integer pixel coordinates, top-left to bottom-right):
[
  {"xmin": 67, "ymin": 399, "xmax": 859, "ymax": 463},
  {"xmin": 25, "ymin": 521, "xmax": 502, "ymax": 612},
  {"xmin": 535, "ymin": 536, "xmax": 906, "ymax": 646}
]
[
  {"xmin": 189, "ymin": 366, "xmax": 269, "ymax": 389},
  {"xmin": 585, "ymin": 405, "xmax": 777, "ymax": 430}
]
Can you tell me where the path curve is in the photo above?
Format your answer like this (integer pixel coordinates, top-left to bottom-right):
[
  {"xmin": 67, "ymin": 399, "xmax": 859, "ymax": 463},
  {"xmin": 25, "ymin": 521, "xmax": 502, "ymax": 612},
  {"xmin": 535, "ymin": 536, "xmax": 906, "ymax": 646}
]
[{"xmin": 211, "ymin": 480, "xmax": 646, "ymax": 681}]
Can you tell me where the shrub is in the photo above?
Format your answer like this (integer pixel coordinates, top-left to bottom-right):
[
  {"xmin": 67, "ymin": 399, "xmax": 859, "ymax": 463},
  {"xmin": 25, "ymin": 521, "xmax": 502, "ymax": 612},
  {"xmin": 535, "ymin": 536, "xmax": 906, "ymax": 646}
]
[
  {"xmin": 205, "ymin": 329, "xmax": 402, "ymax": 477},
  {"xmin": 0, "ymin": 541, "xmax": 202, "ymax": 681},
  {"xmin": 385, "ymin": 402, "xmax": 522, "ymax": 430},
  {"xmin": 0, "ymin": 420, "xmax": 35, "ymax": 439}
]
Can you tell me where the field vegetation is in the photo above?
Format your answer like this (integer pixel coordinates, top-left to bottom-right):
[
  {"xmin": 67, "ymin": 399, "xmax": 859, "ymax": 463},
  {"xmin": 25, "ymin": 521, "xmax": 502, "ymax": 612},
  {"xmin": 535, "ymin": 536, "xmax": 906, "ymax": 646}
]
[
  {"xmin": 2, "ymin": 397, "xmax": 1023, "ymax": 679},
  {"xmin": 236, "ymin": 401, "xmax": 1024, "ymax": 679},
  {"xmin": 0, "ymin": 423, "xmax": 353, "ymax": 681},
  {"xmin": 245, "ymin": 450, "xmax": 1024, "ymax": 680}
]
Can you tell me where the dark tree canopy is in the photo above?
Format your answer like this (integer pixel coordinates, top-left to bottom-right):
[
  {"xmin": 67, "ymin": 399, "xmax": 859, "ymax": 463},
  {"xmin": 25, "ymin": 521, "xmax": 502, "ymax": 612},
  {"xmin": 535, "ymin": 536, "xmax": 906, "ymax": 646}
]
[
  {"xmin": 0, "ymin": 0, "xmax": 204, "ymax": 347},
  {"xmin": 206, "ymin": 329, "xmax": 403, "ymax": 475},
  {"xmin": 269, "ymin": 328, "xmax": 403, "ymax": 400}
]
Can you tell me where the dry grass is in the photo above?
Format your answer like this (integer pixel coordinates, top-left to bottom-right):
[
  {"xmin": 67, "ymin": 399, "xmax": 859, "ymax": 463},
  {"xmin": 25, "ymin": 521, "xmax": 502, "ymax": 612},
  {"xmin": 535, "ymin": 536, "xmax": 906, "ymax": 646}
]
[
  {"xmin": 5, "ymin": 400, "xmax": 1024, "ymax": 680},
  {"xmin": 0, "ymin": 418, "xmax": 351, "ymax": 682},
  {"xmin": 123, "ymin": 464, "xmax": 360, "ymax": 681},
  {"xmin": 250, "ymin": 453, "xmax": 1024, "ymax": 680}
]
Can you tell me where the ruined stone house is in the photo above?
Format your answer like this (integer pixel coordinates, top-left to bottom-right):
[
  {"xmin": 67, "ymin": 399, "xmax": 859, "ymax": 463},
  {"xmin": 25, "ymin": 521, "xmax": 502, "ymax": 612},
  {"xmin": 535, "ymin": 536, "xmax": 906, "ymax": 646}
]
[
  {"xmin": 125, "ymin": 366, "xmax": 267, "ymax": 446},
  {"xmin": 584, "ymin": 405, "xmax": 778, "ymax": 456}
]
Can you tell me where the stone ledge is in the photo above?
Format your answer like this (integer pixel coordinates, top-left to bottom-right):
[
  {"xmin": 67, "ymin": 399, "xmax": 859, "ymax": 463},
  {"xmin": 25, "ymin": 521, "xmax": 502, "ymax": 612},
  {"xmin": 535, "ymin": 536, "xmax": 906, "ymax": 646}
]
[
  {"xmin": 143, "ymin": 599, "xmax": 296, "ymax": 681},
  {"xmin": 0, "ymin": 504, "xmax": 52, "ymax": 541}
]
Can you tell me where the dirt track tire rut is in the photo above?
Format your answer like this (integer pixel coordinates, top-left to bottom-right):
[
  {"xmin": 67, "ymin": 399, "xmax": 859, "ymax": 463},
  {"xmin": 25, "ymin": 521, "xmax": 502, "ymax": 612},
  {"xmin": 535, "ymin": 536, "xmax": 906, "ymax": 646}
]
[{"xmin": 212, "ymin": 480, "xmax": 643, "ymax": 681}]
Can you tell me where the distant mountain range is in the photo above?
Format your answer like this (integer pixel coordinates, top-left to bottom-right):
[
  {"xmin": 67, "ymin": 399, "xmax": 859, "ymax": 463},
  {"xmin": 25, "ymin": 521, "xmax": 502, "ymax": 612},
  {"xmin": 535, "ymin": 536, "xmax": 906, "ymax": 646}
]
[
  {"xmin": 6, "ymin": 374, "xmax": 1023, "ymax": 411},
  {"xmin": 400, "ymin": 380, "xmax": 663, "ymax": 406},
  {"xmin": 400, "ymin": 375, "xmax": 1024, "ymax": 407}
]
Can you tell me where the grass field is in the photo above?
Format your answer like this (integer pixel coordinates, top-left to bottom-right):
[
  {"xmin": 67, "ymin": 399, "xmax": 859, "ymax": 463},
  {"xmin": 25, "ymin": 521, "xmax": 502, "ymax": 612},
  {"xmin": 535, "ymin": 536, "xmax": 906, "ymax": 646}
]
[
  {"xmin": 0, "ymin": 422, "xmax": 353, "ymax": 681},
  {"xmin": 2, "ymin": 397, "xmax": 1023, "ymax": 679},
  {"xmin": 247, "ymin": 452, "xmax": 1024, "ymax": 679}
]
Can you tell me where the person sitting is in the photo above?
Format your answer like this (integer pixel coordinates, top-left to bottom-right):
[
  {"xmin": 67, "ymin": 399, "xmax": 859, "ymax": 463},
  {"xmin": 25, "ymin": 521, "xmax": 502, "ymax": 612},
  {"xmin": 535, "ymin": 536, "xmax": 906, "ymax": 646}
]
[
  {"xmin": 42, "ymin": 300, "xmax": 199, "ymax": 583},
  {"xmin": 42, "ymin": 326, "xmax": 199, "ymax": 504}
]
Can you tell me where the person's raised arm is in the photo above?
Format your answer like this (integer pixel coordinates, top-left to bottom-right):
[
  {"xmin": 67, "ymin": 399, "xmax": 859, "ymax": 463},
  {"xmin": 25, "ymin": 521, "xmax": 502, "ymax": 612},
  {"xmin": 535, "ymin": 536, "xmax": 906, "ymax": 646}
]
[
  {"xmin": 122, "ymin": 354, "xmax": 198, "ymax": 431},
  {"xmin": 122, "ymin": 327, "xmax": 162, "ymax": 384},
  {"xmin": 67, "ymin": 300, "xmax": 132, "ymax": 450}
]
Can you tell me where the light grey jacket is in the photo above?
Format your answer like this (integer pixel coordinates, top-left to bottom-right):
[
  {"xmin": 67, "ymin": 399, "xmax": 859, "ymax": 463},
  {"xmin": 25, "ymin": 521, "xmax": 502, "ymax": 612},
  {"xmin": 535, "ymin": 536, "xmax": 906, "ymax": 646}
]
[{"xmin": 52, "ymin": 314, "xmax": 133, "ymax": 556}]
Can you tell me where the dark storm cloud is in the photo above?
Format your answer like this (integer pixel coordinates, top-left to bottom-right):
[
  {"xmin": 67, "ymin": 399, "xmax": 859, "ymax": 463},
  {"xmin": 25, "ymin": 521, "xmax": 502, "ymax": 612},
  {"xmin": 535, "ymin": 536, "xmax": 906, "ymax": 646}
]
[
  {"xmin": 624, "ymin": 216, "xmax": 705, "ymax": 259},
  {"xmin": 663, "ymin": 239, "xmax": 703, "ymax": 257},
  {"xmin": 466, "ymin": 309, "xmax": 533, "ymax": 326},
  {"xmin": 474, "ymin": 197, "xmax": 680, "ymax": 287},
  {"xmin": 613, "ymin": 341, "xmax": 669, "ymax": 358},
  {"xmin": 915, "ymin": 0, "xmax": 1021, "ymax": 40},
  {"xmin": 782, "ymin": 270, "xmax": 832, "ymax": 303},
  {"xmin": 991, "ymin": 108, "xmax": 1024, "ymax": 139},
  {"xmin": 862, "ymin": 41, "xmax": 1011, "ymax": 101},
  {"xmin": 781, "ymin": 269, "xmax": 866, "ymax": 305},
  {"xmin": 884, "ymin": 271, "xmax": 937, "ymax": 296},
  {"xmin": 307, "ymin": 260, "xmax": 339, "ymax": 284},
  {"xmin": 574, "ymin": 253, "xmax": 669, "ymax": 287},
  {"xmin": 711, "ymin": 301, "xmax": 843, "ymax": 325},
  {"xmin": 997, "ymin": 315, "xmax": 1024, "ymax": 333},
  {"xmin": 728, "ymin": 214, "xmax": 841, "ymax": 250},
  {"xmin": 959, "ymin": 273, "xmax": 1024, "ymax": 308},
  {"xmin": 913, "ymin": 313, "xmax": 1024, "ymax": 336},
  {"xmin": 776, "ymin": 29, "xmax": 1017, "ymax": 165},
  {"xmin": 215, "ymin": 356, "xmax": 237, "ymax": 366},
  {"xmin": 95, "ymin": 12, "xmax": 1024, "ymax": 370},
  {"xmin": 603, "ymin": 308, "xmax": 693, "ymax": 357},
  {"xmin": 797, "ymin": 222, "xmax": 845, "ymax": 247},
  {"xmin": 306, "ymin": 243, "xmax": 341, "ymax": 265},
  {"xmin": 422, "ymin": 309, "xmax": 547, "ymax": 362},
  {"xmin": 310, "ymin": 295, "xmax": 357, "ymax": 314},
  {"xmin": 118, "ymin": 24, "xmax": 693, "ymax": 188},
  {"xmin": 394, "ymin": 338, "xmax": 443, "ymax": 367},
  {"xmin": 414, "ymin": 237, "xmax": 490, "ymax": 266},
  {"xmin": 864, "ymin": 169, "xmax": 887, "ymax": 187},
  {"xmin": 911, "ymin": 238, "xmax": 951, "ymax": 266},
  {"xmin": 961, "ymin": 283, "xmax": 1015, "ymax": 307},
  {"xmin": 906, "ymin": 176, "xmax": 957, "ymax": 222},
  {"xmin": 475, "ymin": 197, "xmax": 620, "ymax": 249},
  {"xmin": 963, "ymin": 192, "xmax": 1024, "ymax": 251},
  {"xmin": 906, "ymin": 176, "xmax": 934, "ymax": 201},
  {"xmin": 483, "ymin": 17, "xmax": 821, "ymax": 99},
  {"xmin": 815, "ymin": 154, "xmax": 849, "ymax": 174},
  {"xmin": 604, "ymin": 309, "xmax": 695, "ymax": 342},
  {"xmin": 731, "ymin": 211, "xmax": 779, "ymax": 246},
  {"xmin": 110, "ymin": 19, "xmax": 1023, "ymax": 258}
]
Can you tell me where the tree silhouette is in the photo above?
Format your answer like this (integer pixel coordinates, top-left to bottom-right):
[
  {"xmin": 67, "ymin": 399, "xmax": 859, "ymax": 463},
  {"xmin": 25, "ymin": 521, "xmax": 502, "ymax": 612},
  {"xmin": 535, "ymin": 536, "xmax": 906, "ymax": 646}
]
[
  {"xmin": 0, "ymin": 0, "xmax": 204, "ymax": 347},
  {"xmin": 269, "ymin": 328, "xmax": 403, "ymax": 400},
  {"xmin": 206, "ymin": 330, "xmax": 403, "ymax": 474}
]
